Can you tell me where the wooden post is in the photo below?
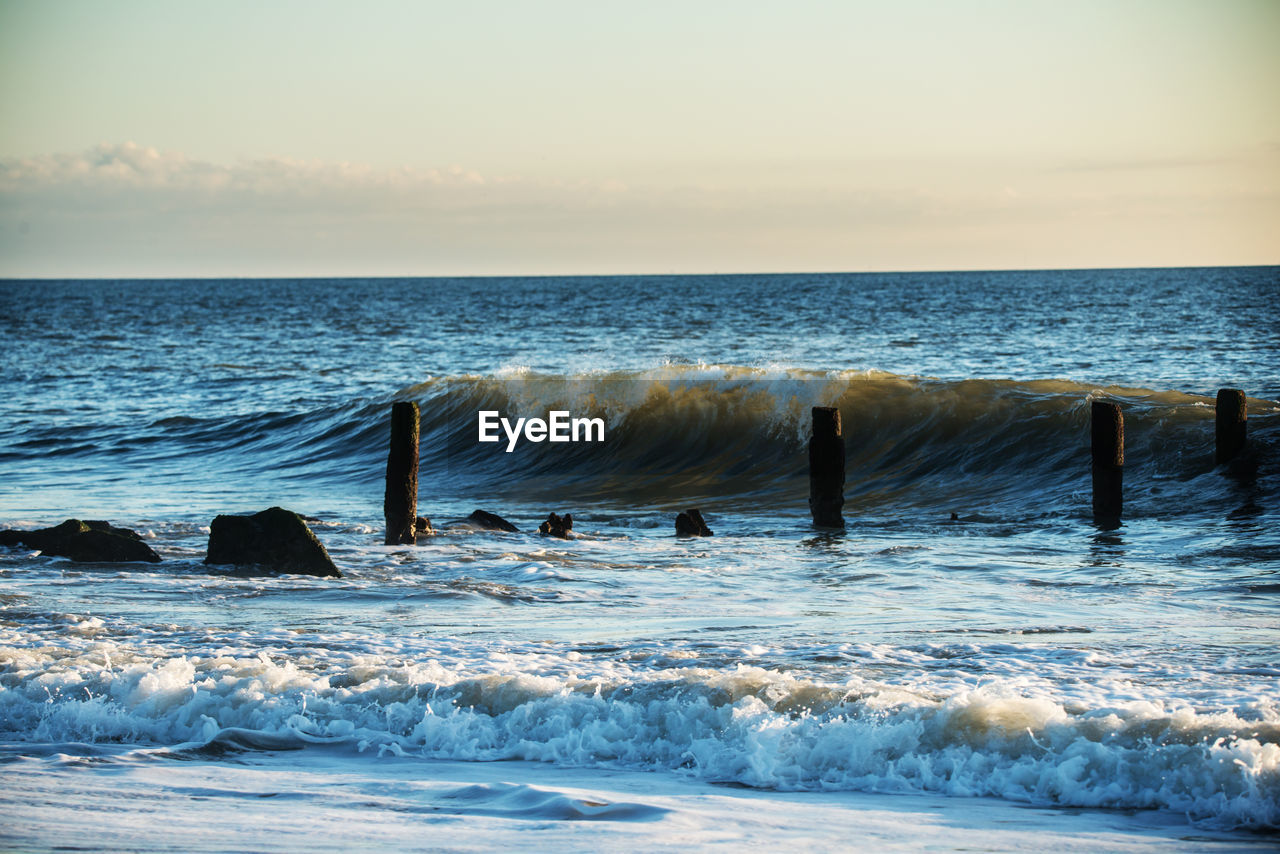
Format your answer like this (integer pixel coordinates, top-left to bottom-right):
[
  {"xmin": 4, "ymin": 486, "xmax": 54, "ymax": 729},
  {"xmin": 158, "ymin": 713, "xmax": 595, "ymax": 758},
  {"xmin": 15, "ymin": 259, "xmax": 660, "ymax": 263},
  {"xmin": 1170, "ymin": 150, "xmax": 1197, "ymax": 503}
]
[
  {"xmin": 384, "ymin": 401, "xmax": 419, "ymax": 545},
  {"xmin": 809, "ymin": 406, "xmax": 845, "ymax": 528},
  {"xmin": 1091, "ymin": 401, "xmax": 1123, "ymax": 524},
  {"xmin": 1215, "ymin": 388, "xmax": 1246, "ymax": 465}
]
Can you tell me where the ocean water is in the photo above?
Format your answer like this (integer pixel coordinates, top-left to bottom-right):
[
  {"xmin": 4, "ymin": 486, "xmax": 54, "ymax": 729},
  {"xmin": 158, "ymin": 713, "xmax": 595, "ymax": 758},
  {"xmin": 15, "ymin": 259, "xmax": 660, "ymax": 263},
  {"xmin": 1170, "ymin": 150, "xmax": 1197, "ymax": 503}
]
[{"xmin": 1, "ymin": 267, "xmax": 1277, "ymax": 851}]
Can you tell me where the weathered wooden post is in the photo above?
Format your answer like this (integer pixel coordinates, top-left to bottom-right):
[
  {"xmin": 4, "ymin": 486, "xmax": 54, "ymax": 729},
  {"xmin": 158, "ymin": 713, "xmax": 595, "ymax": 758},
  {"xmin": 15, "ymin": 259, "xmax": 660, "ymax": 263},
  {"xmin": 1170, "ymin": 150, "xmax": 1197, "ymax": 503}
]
[
  {"xmin": 1091, "ymin": 401, "xmax": 1123, "ymax": 524},
  {"xmin": 384, "ymin": 401, "xmax": 419, "ymax": 545},
  {"xmin": 809, "ymin": 406, "xmax": 845, "ymax": 528},
  {"xmin": 1216, "ymin": 388, "xmax": 1246, "ymax": 465}
]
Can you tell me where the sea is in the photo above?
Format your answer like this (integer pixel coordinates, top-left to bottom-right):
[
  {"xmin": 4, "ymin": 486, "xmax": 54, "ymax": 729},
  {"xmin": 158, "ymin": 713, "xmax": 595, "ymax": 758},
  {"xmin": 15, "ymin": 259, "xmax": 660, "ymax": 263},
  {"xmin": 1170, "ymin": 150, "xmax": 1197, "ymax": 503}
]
[{"xmin": 1, "ymin": 267, "xmax": 1277, "ymax": 851}]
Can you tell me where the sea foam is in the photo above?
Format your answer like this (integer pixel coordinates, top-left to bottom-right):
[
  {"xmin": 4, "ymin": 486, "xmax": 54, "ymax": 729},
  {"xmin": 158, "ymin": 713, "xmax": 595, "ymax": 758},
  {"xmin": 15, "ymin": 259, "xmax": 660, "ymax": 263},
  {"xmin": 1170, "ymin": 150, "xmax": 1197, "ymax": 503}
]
[{"xmin": 2, "ymin": 640, "xmax": 1275, "ymax": 829}]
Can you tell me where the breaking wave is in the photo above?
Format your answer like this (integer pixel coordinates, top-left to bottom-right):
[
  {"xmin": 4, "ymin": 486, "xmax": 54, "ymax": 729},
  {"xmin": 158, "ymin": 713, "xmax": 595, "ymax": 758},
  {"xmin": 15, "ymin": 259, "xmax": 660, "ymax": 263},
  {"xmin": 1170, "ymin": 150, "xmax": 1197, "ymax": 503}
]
[
  {"xmin": 1, "ymin": 642, "xmax": 1275, "ymax": 829},
  {"xmin": 8, "ymin": 365, "xmax": 1277, "ymax": 516}
]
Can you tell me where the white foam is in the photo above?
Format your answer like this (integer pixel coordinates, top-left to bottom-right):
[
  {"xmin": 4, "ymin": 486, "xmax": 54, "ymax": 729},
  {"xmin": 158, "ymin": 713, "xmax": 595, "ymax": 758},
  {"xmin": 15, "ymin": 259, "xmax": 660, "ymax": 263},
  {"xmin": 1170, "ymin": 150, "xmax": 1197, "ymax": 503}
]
[{"xmin": 1, "ymin": 640, "xmax": 1274, "ymax": 829}]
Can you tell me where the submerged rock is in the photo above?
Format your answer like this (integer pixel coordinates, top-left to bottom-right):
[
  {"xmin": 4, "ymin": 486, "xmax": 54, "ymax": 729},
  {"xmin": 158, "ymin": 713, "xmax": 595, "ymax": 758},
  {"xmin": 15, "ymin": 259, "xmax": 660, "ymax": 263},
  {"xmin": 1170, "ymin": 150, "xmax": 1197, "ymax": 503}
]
[
  {"xmin": 538, "ymin": 512, "xmax": 573, "ymax": 539},
  {"xmin": 466, "ymin": 509, "xmax": 518, "ymax": 532},
  {"xmin": 948, "ymin": 512, "xmax": 1000, "ymax": 524},
  {"xmin": 415, "ymin": 516, "xmax": 434, "ymax": 537},
  {"xmin": 205, "ymin": 507, "xmax": 340, "ymax": 577},
  {"xmin": 0, "ymin": 519, "xmax": 162, "ymax": 563},
  {"xmin": 675, "ymin": 509, "xmax": 713, "ymax": 537}
]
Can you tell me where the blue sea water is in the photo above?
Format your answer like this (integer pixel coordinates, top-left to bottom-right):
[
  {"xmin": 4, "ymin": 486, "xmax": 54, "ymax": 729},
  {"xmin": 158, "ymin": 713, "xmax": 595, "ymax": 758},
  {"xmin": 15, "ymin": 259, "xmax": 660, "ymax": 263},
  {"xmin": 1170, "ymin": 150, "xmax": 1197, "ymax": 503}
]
[{"xmin": 1, "ymin": 267, "xmax": 1278, "ymax": 850}]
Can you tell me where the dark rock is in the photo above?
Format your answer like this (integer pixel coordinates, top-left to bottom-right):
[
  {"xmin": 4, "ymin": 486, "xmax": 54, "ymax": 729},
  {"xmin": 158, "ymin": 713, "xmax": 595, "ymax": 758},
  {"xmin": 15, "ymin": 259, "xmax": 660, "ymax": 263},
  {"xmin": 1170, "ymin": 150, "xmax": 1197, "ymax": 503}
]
[
  {"xmin": 0, "ymin": 519, "xmax": 162, "ymax": 563},
  {"xmin": 415, "ymin": 516, "xmax": 434, "ymax": 537},
  {"xmin": 950, "ymin": 512, "xmax": 1000, "ymax": 524},
  {"xmin": 205, "ymin": 507, "xmax": 340, "ymax": 577},
  {"xmin": 675, "ymin": 509, "xmax": 713, "ymax": 537},
  {"xmin": 538, "ymin": 513, "xmax": 573, "ymax": 539},
  {"xmin": 466, "ymin": 509, "xmax": 518, "ymax": 532}
]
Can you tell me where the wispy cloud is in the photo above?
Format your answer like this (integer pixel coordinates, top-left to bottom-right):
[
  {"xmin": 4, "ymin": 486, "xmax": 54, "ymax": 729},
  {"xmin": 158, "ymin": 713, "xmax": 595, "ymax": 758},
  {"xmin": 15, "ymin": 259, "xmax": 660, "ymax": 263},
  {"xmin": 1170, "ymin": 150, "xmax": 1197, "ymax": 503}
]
[
  {"xmin": 0, "ymin": 143, "xmax": 686, "ymax": 275},
  {"xmin": 0, "ymin": 142, "xmax": 934, "ymax": 229},
  {"xmin": 2, "ymin": 142, "xmax": 1275, "ymax": 276},
  {"xmin": 0, "ymin": 142, "xmax": 656, "ymax": 245},
  {"xmin": 0, "ymin": 141, "xmax": 490, "ymax": 192}
]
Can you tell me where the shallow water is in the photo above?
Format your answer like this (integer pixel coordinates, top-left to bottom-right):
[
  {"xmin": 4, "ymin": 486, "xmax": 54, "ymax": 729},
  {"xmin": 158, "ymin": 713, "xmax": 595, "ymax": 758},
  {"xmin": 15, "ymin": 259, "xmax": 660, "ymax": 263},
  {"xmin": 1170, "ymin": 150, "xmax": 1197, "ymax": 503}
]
[{"xmin": 1, "ymin": 268, "xmax": 1277, "ymax": 849}]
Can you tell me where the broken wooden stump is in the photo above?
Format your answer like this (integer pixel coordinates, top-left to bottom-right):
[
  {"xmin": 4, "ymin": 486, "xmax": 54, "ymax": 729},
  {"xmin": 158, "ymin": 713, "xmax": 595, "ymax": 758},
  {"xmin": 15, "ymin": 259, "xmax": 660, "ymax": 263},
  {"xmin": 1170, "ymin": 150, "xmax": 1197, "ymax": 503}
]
[
  {"xmin": 1091, "ymin": 400, "xmax": 1123, "ymax": 525},
  {"xmin": 538, "ymin": 512, "xmax": 573, "ymax": 539},
  {"xmin": 1215, "ymin": 388, "xmax": 1247, "ymax": 465},
  {"xmin": 809, "ymin": 406, "xmax": 845, "ymax": 528},
  {"xmin": 384, "ymin": 401, "xmax": 419, "ymax": 545}
]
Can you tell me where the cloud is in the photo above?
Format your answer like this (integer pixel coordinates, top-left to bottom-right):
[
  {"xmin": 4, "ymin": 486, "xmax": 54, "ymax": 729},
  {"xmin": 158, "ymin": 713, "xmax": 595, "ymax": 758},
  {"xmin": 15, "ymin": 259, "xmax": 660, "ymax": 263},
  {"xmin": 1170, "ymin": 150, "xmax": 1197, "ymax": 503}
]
[
  {"xmin": 0, "ymin": 142, "xmax": 528, "ymax": 221},
  {"xmin": 0, "ymin": 141, "xmax": 489, "ymax": 192},
  {"xmin": 0, "ymin": 142, "xmax": 714, "ymax": 276},
  {"xmin": 2, "ymin": 142, "xmax": 1274, "ymax": 276},
  {"xmin": 0, "ymin": 141, "xmax": 939, "ymax": 232}
]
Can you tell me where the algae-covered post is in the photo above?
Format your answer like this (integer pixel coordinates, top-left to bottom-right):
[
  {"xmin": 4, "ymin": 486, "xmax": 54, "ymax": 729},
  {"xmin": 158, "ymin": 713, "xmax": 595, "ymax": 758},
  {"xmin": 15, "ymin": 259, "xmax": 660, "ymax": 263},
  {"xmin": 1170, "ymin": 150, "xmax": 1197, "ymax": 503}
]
[
  {"xmin": 384, "ymin": 401, "xmax": 419, "ymax": 545},
  {"xmin": 1215, "ymin": 388, "xmax": 1247, "ymax": 465},
  {"xmin": 1091, "ymin": 400, "xmax": 1123, "ymax": 525},
  {"xmin": 809, "ymin": 406, "xmax": 845, "ymax": 528}
]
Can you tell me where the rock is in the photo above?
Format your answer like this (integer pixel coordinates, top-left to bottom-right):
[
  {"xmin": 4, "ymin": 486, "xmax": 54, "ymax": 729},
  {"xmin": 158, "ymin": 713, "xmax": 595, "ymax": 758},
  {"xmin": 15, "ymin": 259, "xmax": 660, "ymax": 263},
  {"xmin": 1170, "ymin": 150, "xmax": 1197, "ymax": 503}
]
[
  {"xmin": 538, "ymin": 512, "xmax": 573, "ymax": 539},
  {"xmin": 415, "ymin": 516, "xmax": 434, "ymax": 537},
  {"xmin": 205, "ymin": 507, "xmax": 340, "ymax": 577},
  {"xmin": 466, "ymin": 509, "xmax": 518, "ymax": 532},
  {"xmin": 675, "ymin": 509, "xmax": 713, "ymax": 537},
  {"xmin": 0, "ymin": 519, "xmax": 162, "ymax": 563},
  {"xmin": 949, "ymin": 512, "xmax": 999, "ymax": 524}
]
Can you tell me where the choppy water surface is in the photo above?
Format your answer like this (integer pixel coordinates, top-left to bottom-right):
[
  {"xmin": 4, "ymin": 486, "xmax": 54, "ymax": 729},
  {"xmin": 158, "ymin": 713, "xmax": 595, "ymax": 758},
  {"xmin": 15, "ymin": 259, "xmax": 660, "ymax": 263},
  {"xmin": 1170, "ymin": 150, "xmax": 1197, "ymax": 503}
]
[{"xmin": 1, "ymin": 268, "xmax": 1277, "ymax": 849}]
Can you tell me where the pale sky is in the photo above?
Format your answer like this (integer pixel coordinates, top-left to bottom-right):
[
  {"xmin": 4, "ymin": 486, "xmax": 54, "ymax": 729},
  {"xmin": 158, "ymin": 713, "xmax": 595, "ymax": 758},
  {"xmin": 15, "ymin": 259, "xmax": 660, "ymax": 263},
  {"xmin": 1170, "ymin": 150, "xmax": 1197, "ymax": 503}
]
[{"xmin": 1, "ymin": 0, "xmax": 1276, "ymax": 277}]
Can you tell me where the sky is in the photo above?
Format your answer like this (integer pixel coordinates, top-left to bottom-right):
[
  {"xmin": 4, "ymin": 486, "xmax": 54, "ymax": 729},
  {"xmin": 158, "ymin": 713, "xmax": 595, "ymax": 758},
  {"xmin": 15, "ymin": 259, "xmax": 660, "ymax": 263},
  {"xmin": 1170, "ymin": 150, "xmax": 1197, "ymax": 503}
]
[{"xmin": 0, "ymin": 0, "xmax": 1277, "ymax": 277}]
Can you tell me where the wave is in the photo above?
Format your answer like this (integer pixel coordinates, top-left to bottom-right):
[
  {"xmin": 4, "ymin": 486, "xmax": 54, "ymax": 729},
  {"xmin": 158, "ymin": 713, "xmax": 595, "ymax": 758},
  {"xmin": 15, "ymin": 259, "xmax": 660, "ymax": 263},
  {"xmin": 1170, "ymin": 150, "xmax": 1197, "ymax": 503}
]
[
  {"xmin": 1, "ymin": 644, "xmax": 1275, "ymax": 829},
  {"xmin": 8, "ymin": 365, "xmax": 1277, "ymax": 516}
]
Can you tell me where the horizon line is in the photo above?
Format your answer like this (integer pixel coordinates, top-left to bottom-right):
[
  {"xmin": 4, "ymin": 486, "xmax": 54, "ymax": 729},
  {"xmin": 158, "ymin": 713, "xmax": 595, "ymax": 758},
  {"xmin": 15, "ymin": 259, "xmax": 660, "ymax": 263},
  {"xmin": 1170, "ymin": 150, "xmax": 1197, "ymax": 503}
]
[{"xmin": 2, "ymin": 262, "xmax": 1277, "ymax": 283}]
